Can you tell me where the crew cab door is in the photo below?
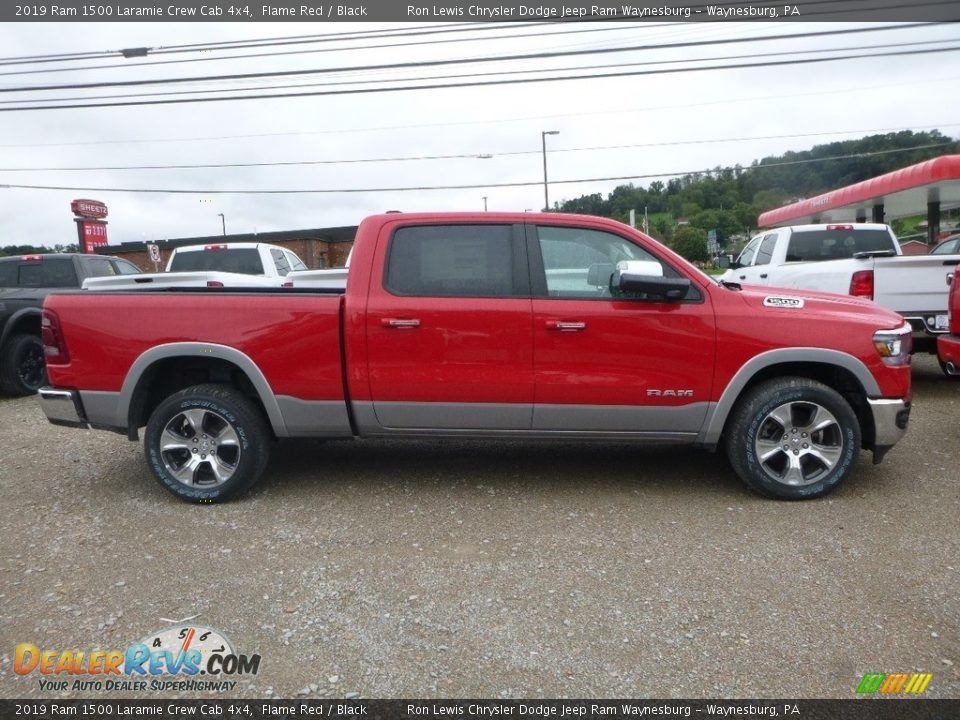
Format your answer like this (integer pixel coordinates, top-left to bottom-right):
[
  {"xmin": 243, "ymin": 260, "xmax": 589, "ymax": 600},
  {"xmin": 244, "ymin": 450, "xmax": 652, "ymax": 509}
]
[
  {"xmin": 363, "ymin": 222, "xmax": 534, "ymax": 430},
  {"xmin": 528, "ymin": 224, "xmax": 714, "ymax": 436},
  {"xmin": 732, "ymin": 233, "xmax": 779, "ymax": 285}
]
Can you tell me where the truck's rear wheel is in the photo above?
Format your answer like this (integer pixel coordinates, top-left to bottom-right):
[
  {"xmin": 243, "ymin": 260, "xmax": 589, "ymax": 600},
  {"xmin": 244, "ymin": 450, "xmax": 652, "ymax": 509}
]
[
  {"xmin": 0, "ymin": 333, "xmax": 47, "ymax": 396},
  {"xmin": 144, "ymin": 384, "xmax": 270, "ymax": 503},
  {"xmin": 725, "ymin": 377, "xmax": 860, "ymax": 500}
]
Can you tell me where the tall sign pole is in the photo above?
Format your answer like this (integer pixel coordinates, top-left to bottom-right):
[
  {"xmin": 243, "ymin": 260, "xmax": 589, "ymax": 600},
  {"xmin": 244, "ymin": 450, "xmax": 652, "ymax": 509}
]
[{"xmin": 70, "ymin": 199, "xmax": 109, "ymax": 253}]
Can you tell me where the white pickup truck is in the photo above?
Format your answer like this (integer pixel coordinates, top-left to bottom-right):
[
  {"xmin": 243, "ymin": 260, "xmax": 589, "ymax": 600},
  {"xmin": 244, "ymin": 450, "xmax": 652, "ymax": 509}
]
[
  {"xmin": 718, "ymin": 223, "xmax": 960, "ymax": 355},
  {"xmin": 83, "ymin": 242, "xmax": 309, "ymax": 290}
]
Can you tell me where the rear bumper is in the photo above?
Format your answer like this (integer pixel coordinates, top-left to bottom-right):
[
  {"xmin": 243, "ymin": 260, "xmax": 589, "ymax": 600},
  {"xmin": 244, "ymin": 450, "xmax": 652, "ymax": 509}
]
[
  {"xmin": 938, "ymin": 334, "xmax": 960, "ymax": 374},
  {"xmin": 38, "ymin": 387, "xmax": 88, "ymax": 428},
  {"xmin": 867, "ymin": 397, "xmax": 910, "ymax": 461}
]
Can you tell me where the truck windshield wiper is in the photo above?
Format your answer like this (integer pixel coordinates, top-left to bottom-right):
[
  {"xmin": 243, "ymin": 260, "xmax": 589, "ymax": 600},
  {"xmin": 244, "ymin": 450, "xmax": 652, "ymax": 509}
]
[{"xmin": 719, "ymin": 279, "xmax": 742, "ymax": 291}]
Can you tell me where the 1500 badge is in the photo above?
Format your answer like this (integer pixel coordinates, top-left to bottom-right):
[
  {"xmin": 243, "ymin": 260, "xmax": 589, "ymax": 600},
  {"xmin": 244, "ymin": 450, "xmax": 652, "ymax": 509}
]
[{"xmin": 763, "ymin": 296, "xmax": 805, "ymax": 309}]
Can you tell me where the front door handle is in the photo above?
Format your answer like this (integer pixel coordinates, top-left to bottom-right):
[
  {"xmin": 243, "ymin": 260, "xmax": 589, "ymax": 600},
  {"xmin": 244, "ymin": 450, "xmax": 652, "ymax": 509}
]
[
  {"xmin": 382, "ymin": 318, "xmax": 421, "ymax": 329},
  {"xmin": 759, "ymin": 273, "xmax": 768, "ymax": 279},
  {"xmin": 546, "ymin": 320, "xmax": 587, "ymax": 332},
  {"xmin": 738, "ymin": 274, "xmax": 747, "ymax": 280}
]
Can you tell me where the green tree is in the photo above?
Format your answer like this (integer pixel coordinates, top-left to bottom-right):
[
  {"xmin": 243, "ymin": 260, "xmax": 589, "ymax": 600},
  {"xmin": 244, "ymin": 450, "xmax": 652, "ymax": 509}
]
[{"xmin": 672, "ymin": 226, "xmax": 709, "ymax": 263}]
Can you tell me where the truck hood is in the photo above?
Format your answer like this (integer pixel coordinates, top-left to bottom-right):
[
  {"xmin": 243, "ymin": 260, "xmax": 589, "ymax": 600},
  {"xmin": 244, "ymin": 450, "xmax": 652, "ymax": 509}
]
[{"xmin": 730, "ymin": 282, "xmax": 905, "ymax": 328}]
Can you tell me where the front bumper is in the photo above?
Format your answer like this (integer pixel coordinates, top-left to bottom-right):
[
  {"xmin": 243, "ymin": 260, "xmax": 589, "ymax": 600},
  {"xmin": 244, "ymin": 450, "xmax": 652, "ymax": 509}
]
[
  {"xmin": 38, "ymin": 387, "xmax": 88, "ymax": 428},
  {"xmin": 867, "ymin": 397, "xmax": 911, "ymax": 463}
]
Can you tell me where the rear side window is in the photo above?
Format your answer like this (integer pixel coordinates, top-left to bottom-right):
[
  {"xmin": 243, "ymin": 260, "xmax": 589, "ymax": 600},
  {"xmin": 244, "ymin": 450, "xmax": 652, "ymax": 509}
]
[
  {"xmin": 17, "ymin": 259, "xmax": 77, "ymax": 287},
  {"xmin": 386, "ymin": 225, "xmax": 517, "ymax": 297},
  {"xmin": 786, "ymin": 229, "xmax": 894, "ymax": 261},
  {"xmin": 0, "ymin": 261, "xmax": 16, "ymax": 286},
  {"xmin": 169, "ymin": 248, "xmax": 264, "ymax": 275}
]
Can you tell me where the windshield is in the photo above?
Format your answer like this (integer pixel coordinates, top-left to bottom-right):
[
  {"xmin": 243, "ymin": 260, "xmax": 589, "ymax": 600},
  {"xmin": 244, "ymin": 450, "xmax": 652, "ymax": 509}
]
[
  {"xmin": 931, "ymin": 236, "xmax": 960, "ymax": 255},
  {"xmin": 169, "ymin": 248, "xmax": 264, "ymax": 275}
]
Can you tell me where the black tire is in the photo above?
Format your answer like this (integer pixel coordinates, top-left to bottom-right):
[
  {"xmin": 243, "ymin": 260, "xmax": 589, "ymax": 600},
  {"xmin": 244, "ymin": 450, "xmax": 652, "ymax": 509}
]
[
  {"xmin": 725, "ymin": 377, "xmax": 861, "ymax": 500},
  {"xmin": 144, "ymin": 384, "xmax": 270, "ymax": 503},
  {"xmin": 0, "ymin": 333, "xmax": 47, "ymax": 396}
]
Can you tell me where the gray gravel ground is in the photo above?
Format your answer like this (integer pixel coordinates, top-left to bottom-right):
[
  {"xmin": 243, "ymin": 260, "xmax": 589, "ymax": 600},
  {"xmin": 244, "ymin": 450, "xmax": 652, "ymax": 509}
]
[{"xmin": 0, "ymin": 354, "xmax": 957, "ymax": 700}]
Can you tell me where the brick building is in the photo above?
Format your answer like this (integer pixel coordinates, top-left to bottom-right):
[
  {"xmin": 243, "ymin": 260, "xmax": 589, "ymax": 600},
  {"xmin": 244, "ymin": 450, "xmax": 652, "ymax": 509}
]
[{"xmin": 99, "ymin": 226, "xmax": 357, "ymax": 272}]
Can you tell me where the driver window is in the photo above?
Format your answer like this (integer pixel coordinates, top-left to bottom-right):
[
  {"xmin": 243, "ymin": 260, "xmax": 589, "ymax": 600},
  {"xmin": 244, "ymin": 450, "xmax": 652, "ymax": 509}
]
[
  {"xmin": 738, "ymin": 236, "xmax": 762, "ymax": 267},
  {"xmin": 537, "ymin": 226, "xmax": 662, "ymax": 298}
]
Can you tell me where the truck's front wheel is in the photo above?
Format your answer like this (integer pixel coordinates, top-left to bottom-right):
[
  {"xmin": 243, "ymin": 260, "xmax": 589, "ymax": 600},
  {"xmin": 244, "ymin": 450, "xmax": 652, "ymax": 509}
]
[
  {"xmin": 725, "ymin": 377, "xmax": 860, "ymax": 500},
  {"xmin": 144, "ymin": 384, "xmax": 270, "ymax": 503}
]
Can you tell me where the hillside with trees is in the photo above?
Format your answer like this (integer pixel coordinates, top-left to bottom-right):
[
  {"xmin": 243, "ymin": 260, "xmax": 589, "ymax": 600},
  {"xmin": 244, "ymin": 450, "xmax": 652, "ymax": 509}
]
[{"xmin": 556, "ymin": 130, "xmax": 960, "ymax": 262}]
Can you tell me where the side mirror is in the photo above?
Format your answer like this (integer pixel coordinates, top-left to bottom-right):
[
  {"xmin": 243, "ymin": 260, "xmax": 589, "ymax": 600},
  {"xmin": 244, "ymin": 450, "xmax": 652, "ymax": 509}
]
[
  {"xmin": 586, "ymin": 262, "xmax": 616, "ymax": 288},
  {"xmin": 614, "ymin": 260, "xmax": 691, "ymax": 300},
  {"xmin": 716, "ymin": 255, "xmax": 731, "ymax": 269}
]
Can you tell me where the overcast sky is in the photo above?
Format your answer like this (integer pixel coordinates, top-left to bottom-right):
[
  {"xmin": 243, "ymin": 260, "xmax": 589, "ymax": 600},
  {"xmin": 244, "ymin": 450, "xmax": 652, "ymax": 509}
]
[{"xmin": 0, "ymin": 19, "xmax": 958, "ymax": 248}]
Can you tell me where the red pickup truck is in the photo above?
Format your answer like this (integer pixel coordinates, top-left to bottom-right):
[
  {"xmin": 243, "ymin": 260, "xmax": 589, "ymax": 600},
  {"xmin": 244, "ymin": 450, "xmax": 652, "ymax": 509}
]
[
  {"xmin": 937, "ymin": 268, "xmax": 960, "ymax": 376},
  {"xmin": 38, "ymin": 212, "xmax": 913, "ymax": 503}
]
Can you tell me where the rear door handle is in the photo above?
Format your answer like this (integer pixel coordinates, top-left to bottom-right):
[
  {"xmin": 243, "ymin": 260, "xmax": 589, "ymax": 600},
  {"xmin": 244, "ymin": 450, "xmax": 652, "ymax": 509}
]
[
  {"xmin": 382, "ymin": 318, "xmax": 421, "ymax": 329},
  {"xmin": 759, "ymin": 273, "xmax": 768, "ymax": 279},
  {"xmin": 546, "ymin": 320, "xmax": 586, "ymax": 332}
]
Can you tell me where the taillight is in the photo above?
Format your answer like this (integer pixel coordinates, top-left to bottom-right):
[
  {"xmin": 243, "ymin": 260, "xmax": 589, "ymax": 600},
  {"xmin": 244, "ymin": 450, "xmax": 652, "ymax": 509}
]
[
  {"xmin": 949, "ymin": 270, "xmax": 958, "ymax": 327},
  {"xmin": 827, "ymin": 224, "xmax": 854, "ymax": 231},
  {"xmin": 849, "ymin": 270, "xmax": 874, "ymax": 300},
  {"xmin": 204, "ymin": 244, "xmax": 227, "ymax": 250},
  {"xmin": 21, "ymin": 254, "xmax": 42, "ymax": 261},
  {"xmin": 41, "ymin": 309, "xmax": 70, "ymax": 364}
]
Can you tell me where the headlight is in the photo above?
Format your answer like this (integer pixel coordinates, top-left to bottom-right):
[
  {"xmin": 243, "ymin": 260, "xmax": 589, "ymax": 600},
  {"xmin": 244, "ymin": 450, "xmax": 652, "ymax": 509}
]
[{"xmin": 873, "ymin": 323, "xmax": 913, "ymax": 366}]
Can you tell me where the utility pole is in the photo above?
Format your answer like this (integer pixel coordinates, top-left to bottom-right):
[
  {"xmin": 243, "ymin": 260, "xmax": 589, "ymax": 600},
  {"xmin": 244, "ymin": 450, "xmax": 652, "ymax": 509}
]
[
  {"xmin": 217, "ymin": 213, "xmax": 226, "ymax": 236},
  {"xmin": 541, "ymin": 130, "xmax": 559, "ymax": 212}
]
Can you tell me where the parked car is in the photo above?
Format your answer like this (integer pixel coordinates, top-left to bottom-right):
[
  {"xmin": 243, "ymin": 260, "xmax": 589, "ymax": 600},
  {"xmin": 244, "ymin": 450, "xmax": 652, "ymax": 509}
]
[
  {"xmin": 0, "ymin": 253, "xmax": 141, "ymax": 395},
  {"xmin": 937, "ymin": 267, "xmax": 960, "ymax": 378},
  {"xmin": 82, "ymin": 242, "xmax": 309, "ymax": 290},
  {"xmin": 39, "ymin": 213, "xmax": 912, "ymax": 503},
  {"xmin": 931, "ymin": 234, "xmax": 960, "ymax": 255},
  {"xmin": 718, "ymin": 223, "xmax": 960, "ymax": 354}
]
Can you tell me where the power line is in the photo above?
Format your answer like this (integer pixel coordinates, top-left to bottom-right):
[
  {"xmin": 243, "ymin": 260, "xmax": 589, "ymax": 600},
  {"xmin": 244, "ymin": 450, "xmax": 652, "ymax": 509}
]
[
  {"xmin": 3, "ymin": 42, "xmax": 957, "ymax": 113},
  {"xmin": 6, "ymin": 36, "xmax": 953, "ymax": 108},
  {"xmin": 0, "ymin": 24, "xmax": 643, "ymax": 79},
  {"xmin": 3, "ymin": 72, "xmax": 957, "ymax": 149},
  {"xmin": 2, "ymin": 124, "xmax": 956, "ymax": 173},
  {"xmin": 0, "ymin": 22, "xmax": 941, "ymax": 94},
  {"xmin": 0, "ymin": 21, "xmax": 544, "ymax": 67},
  {"xmin": 3, "ymin": 142, "xmax": 953, "ymax": 195}
]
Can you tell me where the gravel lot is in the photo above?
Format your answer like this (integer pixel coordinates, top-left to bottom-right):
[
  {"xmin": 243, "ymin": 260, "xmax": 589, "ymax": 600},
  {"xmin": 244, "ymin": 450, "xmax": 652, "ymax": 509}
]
[{"xmin": 1, "ymin": 354, "xmax": 957, "ymax": 700}]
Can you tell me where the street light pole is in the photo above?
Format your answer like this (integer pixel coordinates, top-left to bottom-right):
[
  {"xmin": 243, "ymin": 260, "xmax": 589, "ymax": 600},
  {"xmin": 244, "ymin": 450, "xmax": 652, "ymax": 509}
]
[
  {"xmin": 541, "ymin": 130, "xmax": 559, "ymax": 212},
  {"xmin": 217, "ymin": 213, "xmax": 226, "ymax": 236}
]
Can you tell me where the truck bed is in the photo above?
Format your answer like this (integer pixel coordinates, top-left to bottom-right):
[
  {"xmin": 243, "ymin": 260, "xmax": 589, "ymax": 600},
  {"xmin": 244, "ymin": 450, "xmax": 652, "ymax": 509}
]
[{"xmin": 44, "ymin": 290, "xmax": 349, "ymax": 435}]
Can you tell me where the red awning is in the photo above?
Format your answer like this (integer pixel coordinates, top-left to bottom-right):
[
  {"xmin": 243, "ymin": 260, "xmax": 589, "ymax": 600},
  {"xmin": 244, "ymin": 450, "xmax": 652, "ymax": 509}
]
[{"xmin": 758, "ymin": 154, "xmax": 960, "ymax": 227}]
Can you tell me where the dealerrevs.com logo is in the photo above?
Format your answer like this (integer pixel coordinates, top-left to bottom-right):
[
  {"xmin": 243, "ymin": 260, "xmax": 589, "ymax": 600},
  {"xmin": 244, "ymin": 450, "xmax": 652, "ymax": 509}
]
[
  {"xmin": 856, "ymin": 672, "xmax": 933, "ymax": 695},
  {"xmin": 14, "ymin": 625, "xmax": 261, "ymax": 693}
]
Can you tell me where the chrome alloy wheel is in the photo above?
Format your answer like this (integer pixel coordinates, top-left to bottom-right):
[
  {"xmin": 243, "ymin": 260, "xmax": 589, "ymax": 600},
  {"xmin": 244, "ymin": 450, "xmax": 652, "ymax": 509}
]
[
  {"xmin": 752, "ymin": 400, "xmax": 844, "ymax": 486},
  {"xmin": 159, "ymin": 408, "xmax": 241, "ymax": 487}
]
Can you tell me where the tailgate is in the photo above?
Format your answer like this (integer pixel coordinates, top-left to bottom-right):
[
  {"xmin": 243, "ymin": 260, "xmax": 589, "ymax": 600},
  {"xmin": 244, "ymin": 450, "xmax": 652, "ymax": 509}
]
[{"xmin": 874, "ymin": 255, "xmax": 960, "ymax": 316}]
